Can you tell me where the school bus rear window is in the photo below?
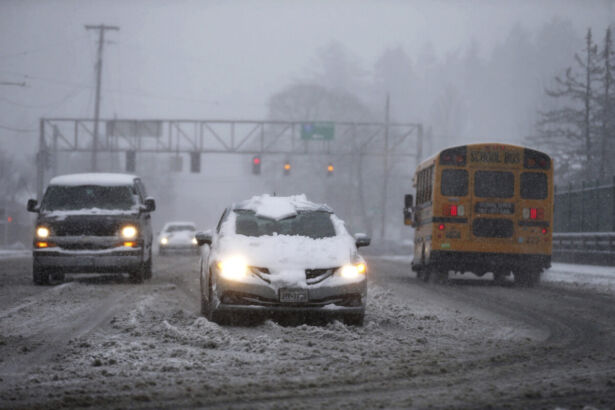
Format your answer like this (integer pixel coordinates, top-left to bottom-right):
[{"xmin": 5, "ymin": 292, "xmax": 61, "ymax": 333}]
[
  {"xmin": 521, "ymin": 172, "xmax": 548, "ymax": 199},
  {"xmin": 441, "ymin": 169, "xmax": 468, "ymax": 196},
  {"xmin": 474, "ymin": 171, "xmax": 514, "ymax": 198}
]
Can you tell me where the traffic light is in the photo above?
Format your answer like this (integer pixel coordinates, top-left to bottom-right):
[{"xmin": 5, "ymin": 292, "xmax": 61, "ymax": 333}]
[
  {"xmin": 252, "ymin": 156, "xmax": 261, "ymax": 175},
  {"xmin": 283, "ymin": 161, "xmax": 291, "ymax": 176},
  {"xmin": 190, "ymin": 152, "xmax": 201, "ymax": 173},
  {"xmin": 126, "ymin": 150, "xmax": 136, "ymax": 172},
  {"xmin": 327, "ymin": 163, "xmax": 334, "ymax": 177}
]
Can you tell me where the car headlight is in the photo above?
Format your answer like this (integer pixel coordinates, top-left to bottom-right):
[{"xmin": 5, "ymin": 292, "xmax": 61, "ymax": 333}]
[
  {"xmin": 192, "ymin": 237, "xmax": 198, "ymax": 245},
  {"xmin": 340, "ymin": 263, "xmax": 367, "ymax": 279},
  {"xmin": 160, "ymin": 237, "xmax": 168, "ymax": 245},
  {"xmin": 121, "ymin": 225, "xmax": 138, "ymax": 239},
  {"xmin": 36, "ymin": 226, "xmax": 50, "ymax": 238},
  {"xmin": 217, "ymin": 256, "xmax": 248, "ymax": 281}
]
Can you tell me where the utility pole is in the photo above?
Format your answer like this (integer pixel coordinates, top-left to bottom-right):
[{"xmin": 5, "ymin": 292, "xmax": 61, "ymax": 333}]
[
  {"xmin": 85, "ymin": 24, "xmax": 119, "ymax": 172},
  {"xmin": 380, "ymin": 93, "xmax": 390, "ymax": 241}
]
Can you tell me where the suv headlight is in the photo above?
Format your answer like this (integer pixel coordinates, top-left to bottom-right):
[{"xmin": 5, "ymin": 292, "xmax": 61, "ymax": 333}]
[
  {"xmin": 121, "ymin": 225, "xmax": 138, "ymax": 239},
  {"xmin": 36, "ymin": 226, "xmax": 50, "ymax": 238}
]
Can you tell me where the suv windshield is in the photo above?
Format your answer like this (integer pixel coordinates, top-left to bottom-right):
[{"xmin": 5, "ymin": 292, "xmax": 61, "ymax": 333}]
[
  {"xmin": 41, "ymin": 185, "xmax": 136, "ymax": 211},
  {"xmin": 234, "ymin": 210, "xmax": 336, "ymax": 239}
]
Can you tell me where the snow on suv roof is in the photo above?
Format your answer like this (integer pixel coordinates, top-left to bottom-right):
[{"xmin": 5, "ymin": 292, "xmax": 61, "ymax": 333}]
[
  {"xmin": 49, "ymin": 173, "xmax": 137, "ymax": 187},
  {"xmin": 233, "ymin": 194, "xmax": 333, "ymax": 220}
]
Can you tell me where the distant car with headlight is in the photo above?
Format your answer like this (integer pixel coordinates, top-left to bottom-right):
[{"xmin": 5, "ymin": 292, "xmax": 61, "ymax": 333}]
[
  {"xmin": 158, "ymin": 222, "xmax": 198, "ymax": 255},
  {"xmin": 26, "ymin": 173, "xmax": 156, "ymax": 284},
  {"xmin": 196, "ymin": 194, "xmax": 370, "ymax": 326}
]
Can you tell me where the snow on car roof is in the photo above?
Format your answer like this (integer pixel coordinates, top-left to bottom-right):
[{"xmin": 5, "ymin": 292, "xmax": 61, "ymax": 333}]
[
  {"xmin": 49, "ymin": 173, "xmax": 137, "ymax": 187},
  {"xmin": 234, "ymin": 194, "xmax": 333, "ymax": 220}
]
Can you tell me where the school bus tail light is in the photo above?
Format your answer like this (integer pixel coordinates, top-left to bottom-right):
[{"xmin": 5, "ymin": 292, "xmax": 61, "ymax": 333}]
[
  {"xmin": 523, "ymin": 207, "xmax": 544, "ymax": 220},
  {"xmin": 438, "ymin": 224, "xmax": 445, "ymax": 231},
  {"xmin": 443, "ymin": 204, "xmax": 464, "ymax": 217}
]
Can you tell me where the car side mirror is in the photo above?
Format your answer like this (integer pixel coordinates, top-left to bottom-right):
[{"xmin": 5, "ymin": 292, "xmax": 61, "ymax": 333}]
[
  {"xmin": 403, "ymin": 194, "xmax": 414, "ymax": 226},
  {"xmin": 143, "ymin": 197, "xmax": 156, "ymax": 212},
  {"xmin": 195, "ymin": 230, "xmax": 213, "ymax": 247},
  {"xmin": 27, "ymin": 199, "xmax": 39, "ymax": 213},
  {"xmin": 355, "ymin": 233, "xmax": 371, "ymax": 248}
]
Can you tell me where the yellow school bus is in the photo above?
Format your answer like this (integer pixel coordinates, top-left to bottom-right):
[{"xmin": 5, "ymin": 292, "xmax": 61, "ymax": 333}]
[{"xmin": 403, "ymin": 143, "xmax": 553, "ymax": 286}]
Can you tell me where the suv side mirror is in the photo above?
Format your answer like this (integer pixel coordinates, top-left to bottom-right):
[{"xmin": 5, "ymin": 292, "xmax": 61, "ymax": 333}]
[
  {"xmin": 143, "ymin": 197, "xmax": 156, "ymax": 212},
  {"xmin": 403, "ymin": 194, "xmax": 414, "ymax": 226},
  {"xmin": 404, "ymin": 194, "xmax": 414, "ymax": 208},
  {"xmin": 27, "ymin": 199, "xmax": 39, "ymax": 213},
  {"xmin": 195, "ymin": 230, "xmax": 213, "ymax": 247},
  {"xmin": 355, "ymin": 233, "xmax": 371, "ymax": 248}
]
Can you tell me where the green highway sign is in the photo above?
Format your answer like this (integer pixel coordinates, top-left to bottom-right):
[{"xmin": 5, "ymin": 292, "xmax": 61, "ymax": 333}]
[{"xmin": 301, "ymin": 123, "xmax": 334, "ymax": 140}]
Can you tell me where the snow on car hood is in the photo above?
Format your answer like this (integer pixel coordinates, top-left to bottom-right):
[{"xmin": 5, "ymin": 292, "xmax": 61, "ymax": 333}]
[
  {"xmin": 216, "ymin": 233, "xmax": 355, "ymax": 270},
  {"xmin": 212, "ymin": 210, "xmax": 359, "ymax": 287}
]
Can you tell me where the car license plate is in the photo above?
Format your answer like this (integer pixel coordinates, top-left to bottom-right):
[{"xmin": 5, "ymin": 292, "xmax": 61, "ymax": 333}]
[{"xmin": 279, "ymin": 288, "xmax": 308, "ymax": 303}]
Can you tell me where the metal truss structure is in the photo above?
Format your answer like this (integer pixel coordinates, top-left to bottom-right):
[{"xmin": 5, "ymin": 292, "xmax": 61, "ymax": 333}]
[{"xmin": 37, "ymin": 118, "xmax": 423, "ymax": 198}]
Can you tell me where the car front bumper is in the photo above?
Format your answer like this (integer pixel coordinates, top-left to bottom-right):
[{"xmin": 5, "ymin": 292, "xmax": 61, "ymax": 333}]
[{"xmin": 213, "ymin": 276, "xmax": 367, "ymax": 315}]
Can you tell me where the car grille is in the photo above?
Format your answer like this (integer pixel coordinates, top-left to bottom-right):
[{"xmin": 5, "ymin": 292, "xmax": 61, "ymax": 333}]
[
  {"xmin": 305, "ymin": 268, "xmax": 336, "ymax": 285},
  {"xmin": 249, "ymin": 266, "xmax": 271, "ymax": 283}
]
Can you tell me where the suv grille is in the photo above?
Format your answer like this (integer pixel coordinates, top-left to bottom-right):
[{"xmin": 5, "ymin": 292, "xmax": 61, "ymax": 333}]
[{"xmin": 52, "ymin": 217, "xmax": 123, "ymax": 236}]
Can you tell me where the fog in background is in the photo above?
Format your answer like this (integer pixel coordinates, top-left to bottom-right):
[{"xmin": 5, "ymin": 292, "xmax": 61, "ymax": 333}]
[{"xmin": 1, "ymin": 0, "xmax": 613, "ymax": 241}]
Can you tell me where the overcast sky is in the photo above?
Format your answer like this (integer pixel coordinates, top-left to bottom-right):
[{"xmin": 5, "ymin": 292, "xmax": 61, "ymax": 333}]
[{"xmin": 1, "ymin": 0, "xmax": 613, "ymax": 154}]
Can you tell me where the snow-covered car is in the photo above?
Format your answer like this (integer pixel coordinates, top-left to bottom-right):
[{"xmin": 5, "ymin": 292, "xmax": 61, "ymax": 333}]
[
  {"xmin": 196, "ymin": 194, "xmax": 370, "ymax": 325},
  {"xmin": 26, "ymin": 173, "xmax": 156, "ymax": 284},
  {"xmin": 158, "ymin": 222, "xmax": 198, "ymax": 255}
]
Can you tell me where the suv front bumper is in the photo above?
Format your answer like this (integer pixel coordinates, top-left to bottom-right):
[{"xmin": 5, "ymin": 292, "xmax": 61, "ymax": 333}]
[{"xmin": 33, "ymin": 236, "xmax": 143, "ymax": 273}]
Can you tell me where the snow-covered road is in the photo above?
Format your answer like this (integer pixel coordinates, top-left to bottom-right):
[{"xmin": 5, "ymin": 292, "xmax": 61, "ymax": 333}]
[{"xmin": 1, "ymin": 254, "xmax": 614, "ymax": 408}]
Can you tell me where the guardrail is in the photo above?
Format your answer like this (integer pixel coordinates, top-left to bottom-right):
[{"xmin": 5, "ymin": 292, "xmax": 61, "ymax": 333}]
[{"xmin": 552, "ymin": 232, "xmax": 615, "ymax": 265}]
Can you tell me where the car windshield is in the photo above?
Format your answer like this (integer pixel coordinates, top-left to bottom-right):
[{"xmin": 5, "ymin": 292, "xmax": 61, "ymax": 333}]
[
  {"xmin": 234, "ymin": 210, "xmax": 336, "ymax": 239},
  {"xmin": 165, "ymin": 225, "xmax": 195, "ymax": 232},
  {"xmin": 41, "ymin": 185, "xmax": 137, "ymax": 211}
]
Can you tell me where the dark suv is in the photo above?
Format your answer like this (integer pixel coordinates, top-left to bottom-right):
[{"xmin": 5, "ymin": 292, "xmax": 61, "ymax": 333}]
[{"xmin": 26, "ymin": 173, "xmax": 156, "ymax": 284}]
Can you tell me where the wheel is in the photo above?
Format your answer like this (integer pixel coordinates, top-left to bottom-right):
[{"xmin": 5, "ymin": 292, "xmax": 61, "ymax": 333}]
[
  {"xmin": 50, "ymin": 271, "xmax": 65, "ymax": 282},
  {"xmin": 343, "ymin": 313, "xmax": 365, "ymax": 326},
  {"xmin": 130, "ymin": 264, "xmax": 145, "ymax": 283},
  {"xmin": 428, "ymin": 267, "xmax": 448, "ymax": 284},
  {"xmin": 417, "ymin": 268, "xmax": 429, "ymax": 282},
  {"xmin": 493, "ymin": 271, "xmax": 507, "ymax": 285},
  {"xmin": 514, "ymin": 270, "xmax": 541, "ymax": 287},
  {"xmin": 32, "ymin": 262, "xmax": 49, "ymax": 285},
  {"xmin": 143, "ymin": 250, "xmax": 153, "ymax": 280}
]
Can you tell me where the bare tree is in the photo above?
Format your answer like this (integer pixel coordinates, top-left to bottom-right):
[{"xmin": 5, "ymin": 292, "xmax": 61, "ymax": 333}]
[{"xmin": 532, "ymin": 28, "xmax": 601, "ymax": 180}]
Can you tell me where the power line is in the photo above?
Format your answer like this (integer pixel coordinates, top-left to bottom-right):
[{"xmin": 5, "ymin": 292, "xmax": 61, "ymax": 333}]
[
  {"xmin": 0, "ymin": 35, "xmax": 89, "ymax": 60},
  {"xmin": 0, "ymin": 124, "xmax": 37, "ymax": 133},
  {"xmin": 0, "ymin": 87, "xmax": 85, "ymax": 109}
]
